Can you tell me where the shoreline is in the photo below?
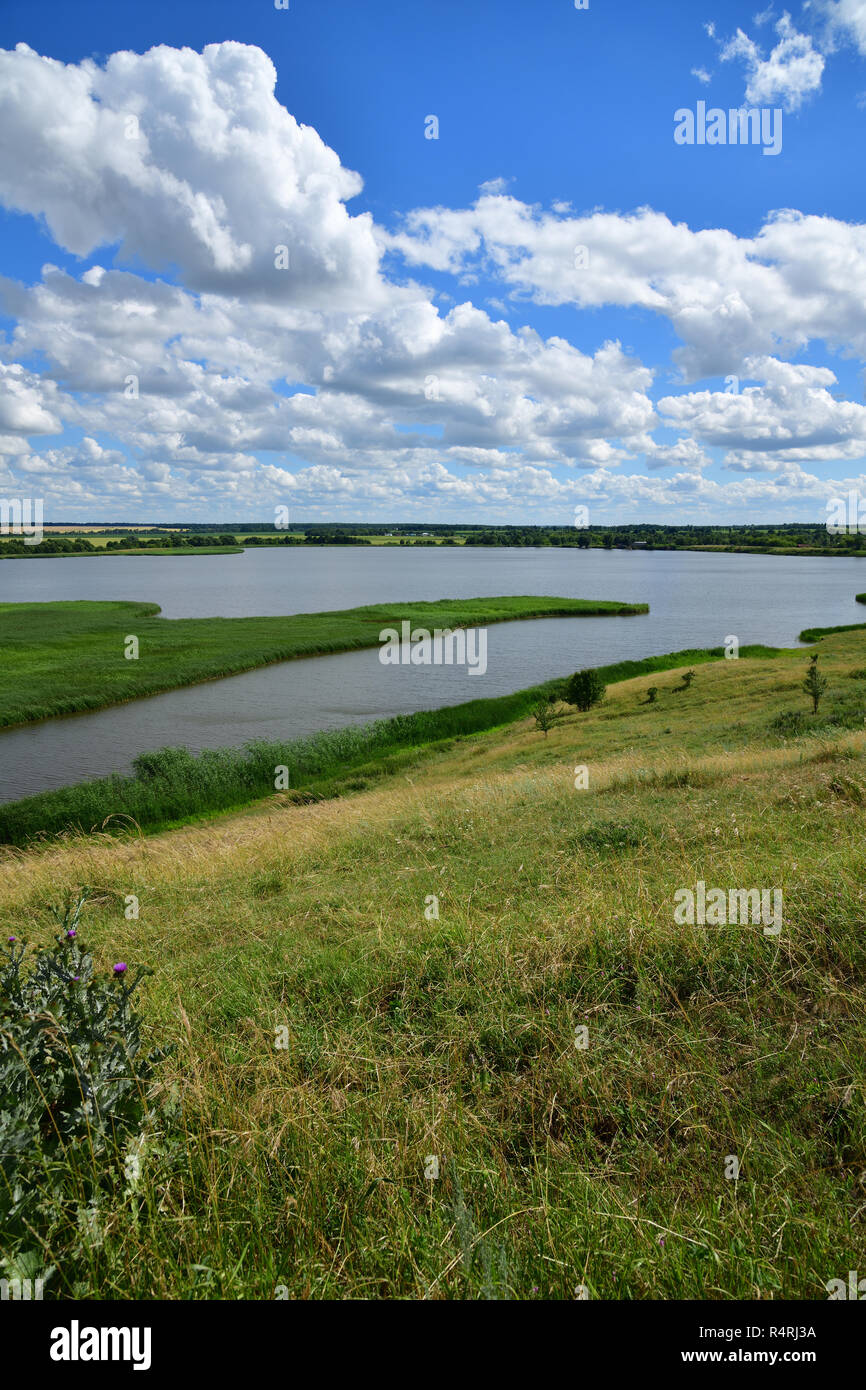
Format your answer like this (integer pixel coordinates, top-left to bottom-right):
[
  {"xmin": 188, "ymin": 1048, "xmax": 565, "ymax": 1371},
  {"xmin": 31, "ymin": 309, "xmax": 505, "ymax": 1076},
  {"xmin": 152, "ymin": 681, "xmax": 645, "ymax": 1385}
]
[
  {"xmin": 0, "ymin": 595, "xmax": 649, "ymax": 731},
  {"xmin": 0, "ymin": 635, "xmax": 799, "ymax": 847}
]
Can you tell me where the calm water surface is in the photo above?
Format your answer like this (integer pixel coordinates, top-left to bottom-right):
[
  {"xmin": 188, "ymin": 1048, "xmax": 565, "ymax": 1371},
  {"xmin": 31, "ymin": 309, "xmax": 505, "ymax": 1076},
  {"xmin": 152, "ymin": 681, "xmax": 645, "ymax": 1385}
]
[{"xmin": 1, "ymin": 546, "xmax": 864, "ymax": 802}]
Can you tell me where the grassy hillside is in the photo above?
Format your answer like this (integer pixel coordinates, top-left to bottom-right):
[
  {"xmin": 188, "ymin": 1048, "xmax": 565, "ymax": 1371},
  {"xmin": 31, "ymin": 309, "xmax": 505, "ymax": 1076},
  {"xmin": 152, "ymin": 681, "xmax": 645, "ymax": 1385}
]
[
  {"xmin": 0, "ymin": 632, "xmax": 864, "ymax": 1299},
  {"xmin": 0, "ymin": 595, "xmax": 647, "ymax": 728}
]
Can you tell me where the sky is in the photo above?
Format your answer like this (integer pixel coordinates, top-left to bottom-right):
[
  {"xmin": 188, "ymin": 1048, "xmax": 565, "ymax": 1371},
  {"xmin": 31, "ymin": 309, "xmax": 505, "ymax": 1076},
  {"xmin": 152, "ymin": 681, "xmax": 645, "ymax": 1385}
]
[{"xmin": 2, "ymin": 0, "xmax": 866, "ymax": 524}]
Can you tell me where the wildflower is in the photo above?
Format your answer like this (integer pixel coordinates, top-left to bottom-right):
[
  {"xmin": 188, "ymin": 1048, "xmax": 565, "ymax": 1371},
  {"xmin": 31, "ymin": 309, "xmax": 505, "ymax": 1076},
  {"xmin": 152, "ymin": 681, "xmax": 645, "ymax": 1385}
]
[
  {"xmin": 66, "ymin": 928, "xmax": 76, "ymax": 939},
  {"xmin": 113, "ymin": 962, "xmax": 128, "ymax": 975},
  {"xmin": 7, "ymin": 936, "xmax": 15, "ymax": 944}
]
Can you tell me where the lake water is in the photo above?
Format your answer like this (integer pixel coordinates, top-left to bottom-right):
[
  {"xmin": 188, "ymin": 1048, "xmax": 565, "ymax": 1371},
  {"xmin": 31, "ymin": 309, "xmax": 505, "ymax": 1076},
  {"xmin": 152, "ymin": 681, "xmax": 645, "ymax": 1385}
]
[{"xmin": 1, "ymin": 545, "xmax": 864, "ymax": 803}]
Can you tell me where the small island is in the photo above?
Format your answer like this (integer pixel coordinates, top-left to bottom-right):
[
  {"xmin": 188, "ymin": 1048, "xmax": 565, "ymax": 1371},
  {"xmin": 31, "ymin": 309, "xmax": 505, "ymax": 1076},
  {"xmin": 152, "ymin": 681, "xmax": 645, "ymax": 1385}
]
[{"xmin": 0, "ymin": 594, "xmax": 648, "ymax": 728}]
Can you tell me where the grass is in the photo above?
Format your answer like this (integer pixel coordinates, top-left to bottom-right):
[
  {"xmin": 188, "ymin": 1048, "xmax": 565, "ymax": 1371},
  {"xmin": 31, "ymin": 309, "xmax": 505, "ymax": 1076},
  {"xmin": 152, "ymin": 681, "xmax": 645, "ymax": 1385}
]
[
  {"xmin": 0, "ymin": 595, "xmax": 647, "ymax": 729},
  {"xmin": 0, "ymin": 628, "xmax": 864, "ymax": 1299},
  {"xmin": 0, "ymin": 641, "xmax": 786, "ymax": 847},
  {"xmin": 102, "ymin": 545, "xmax": 245, "ymax": 557}
]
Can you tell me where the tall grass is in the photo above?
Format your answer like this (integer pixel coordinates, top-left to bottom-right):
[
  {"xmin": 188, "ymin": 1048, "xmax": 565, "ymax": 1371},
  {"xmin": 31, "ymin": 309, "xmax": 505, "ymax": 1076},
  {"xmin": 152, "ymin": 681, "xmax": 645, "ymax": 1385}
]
[
  {"xmin": 800, "ymin": 620, "xmax": 866, "ymax": 642},
  {"xmin": 1, "ymin": 688, "xmax": 864, "ymax": 1298},
  {"xmin": 0, "ymin": 644, "xmax": 783, "ymax": 847},
  {"xmin": 0, "ymin": 680, "xmax": 562, "ymax": 845}
]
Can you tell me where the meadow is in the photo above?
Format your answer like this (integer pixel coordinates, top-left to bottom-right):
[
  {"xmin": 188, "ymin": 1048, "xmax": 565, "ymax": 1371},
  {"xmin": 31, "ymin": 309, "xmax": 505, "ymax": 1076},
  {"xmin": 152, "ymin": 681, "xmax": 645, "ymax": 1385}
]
[
  {"xmin": 0, "ymin": 595, "xmax": 646, "ymax": 729},
  {"xmin": 1, "ymin": 626, "xmax": 864, "ymax": 1299}
]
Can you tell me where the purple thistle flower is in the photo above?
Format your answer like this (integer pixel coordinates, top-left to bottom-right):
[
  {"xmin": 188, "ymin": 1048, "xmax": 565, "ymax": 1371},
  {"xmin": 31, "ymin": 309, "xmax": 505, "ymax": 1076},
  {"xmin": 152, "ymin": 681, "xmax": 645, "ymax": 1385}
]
[
  {"xmin": 7, "ymin": 936, "xmax": 15, "ymax": 944},
  {"xmin": 113, "ymin": 962, "xmax": 128, "ymax": 975},
  {"xmin": 66, "ymin": 928, "xmax": 76, "ymax": 939}
]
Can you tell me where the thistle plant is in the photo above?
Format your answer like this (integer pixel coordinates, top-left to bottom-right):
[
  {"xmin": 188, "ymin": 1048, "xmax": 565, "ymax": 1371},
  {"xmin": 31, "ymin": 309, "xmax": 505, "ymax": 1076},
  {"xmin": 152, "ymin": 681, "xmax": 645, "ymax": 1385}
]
[{"xmin": 0, "ymin": 891, "xmax": 169, "ymax": 1246}]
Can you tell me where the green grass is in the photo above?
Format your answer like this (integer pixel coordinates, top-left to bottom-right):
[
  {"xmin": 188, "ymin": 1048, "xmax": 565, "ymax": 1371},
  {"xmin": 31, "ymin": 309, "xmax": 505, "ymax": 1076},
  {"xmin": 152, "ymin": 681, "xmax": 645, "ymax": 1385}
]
[
  {"xmin": 0, "ymin": 595, "xmax": 648, "ymax": 729},
  {"xmin": 105, "ymin": 545, "xmax": 245, "ymax": 557},
  {"xmin": 0, "ymin": 640, "xmax": 787, "ymax": 848},
  {"xmin": 1, "ymin": 628, "xmax": 864, "ymax": 1298},
  {"xmin": 799, "ymin": 620, "xmax": 866, "ymax": 643}
]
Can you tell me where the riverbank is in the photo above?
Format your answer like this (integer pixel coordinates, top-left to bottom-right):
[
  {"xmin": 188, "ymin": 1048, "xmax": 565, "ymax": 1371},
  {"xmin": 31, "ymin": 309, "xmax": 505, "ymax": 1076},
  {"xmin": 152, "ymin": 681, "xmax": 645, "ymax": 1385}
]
[
  {"xmin": 0, "ymin": 633, "xmax": 828, "ymax": 846},
  {"xmin": 0, "ymin": 542, "xmax": 245, "ymax": 558},
  {"xmin": 0, "ymin": 595, "xmax": 647, "ymax": 729}
]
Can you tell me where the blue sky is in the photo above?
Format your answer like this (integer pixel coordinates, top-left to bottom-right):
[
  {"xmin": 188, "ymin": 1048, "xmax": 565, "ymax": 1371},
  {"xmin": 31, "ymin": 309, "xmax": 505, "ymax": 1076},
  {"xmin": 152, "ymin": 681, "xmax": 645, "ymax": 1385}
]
[{"xmin": 2, "ymin": 0, "xmax": 866, "ymax": 522}]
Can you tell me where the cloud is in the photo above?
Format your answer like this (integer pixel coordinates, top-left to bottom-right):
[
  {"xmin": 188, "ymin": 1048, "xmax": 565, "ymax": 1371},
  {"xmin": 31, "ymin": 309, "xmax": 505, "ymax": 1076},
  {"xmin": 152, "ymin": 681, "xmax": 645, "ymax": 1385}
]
[
  {"xmin": 386, "ymin": 196, "xmax": 866, "ymax": 379},
  {"xmin": 659, "ymin": 356, "xmax": 866, "ymax": 470},
  {"xmin": 0, "ymin": 40, "xmax": 863, "ymax": 522},
  {"xmin": 820, "ymin": 0, "xmax": 866, "ymax": 54},
  {"xmin": 0, "ymin": 361, "xmax": 64, "ymax": 441},
  {"xmin": 643, "ymin": 438, "xmax": 712, "ymax": 471},
  {"xmin": 719, "ymin": 15, "xmax": 824, "ymax": 111},
  {"xmin": 0, "ymin": 41, "xmax": 385, "ymax": 310}
]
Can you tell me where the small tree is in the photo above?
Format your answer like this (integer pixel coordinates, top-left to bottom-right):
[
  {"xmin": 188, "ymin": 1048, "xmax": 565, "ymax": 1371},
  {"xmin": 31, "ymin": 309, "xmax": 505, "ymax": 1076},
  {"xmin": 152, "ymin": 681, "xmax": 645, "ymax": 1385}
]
[
  {"xmin": 645, "ymin": 686, "xmax": 658, "ymax": 704},
  {"xmin": 679, "ymin": 669, "xmax": 696, "ymax": 690},
  {"xmin": 532, "ymin": 699, "xmax": 563, "ymax": 736},
  {"xmin": 565, "ymin": 668, "xmax": 606, "ymax": 713},
  {"xmin": 803, "ymin": 654, "xmax": 827, "ymax": 713}
]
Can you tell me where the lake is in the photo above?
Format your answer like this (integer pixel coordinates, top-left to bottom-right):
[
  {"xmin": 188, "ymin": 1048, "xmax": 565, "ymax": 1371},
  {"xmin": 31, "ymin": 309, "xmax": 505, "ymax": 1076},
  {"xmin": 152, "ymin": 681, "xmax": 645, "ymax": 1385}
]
[{"xmin": 1, "ymin": 545, "xmax": 863, "ymax": 803}]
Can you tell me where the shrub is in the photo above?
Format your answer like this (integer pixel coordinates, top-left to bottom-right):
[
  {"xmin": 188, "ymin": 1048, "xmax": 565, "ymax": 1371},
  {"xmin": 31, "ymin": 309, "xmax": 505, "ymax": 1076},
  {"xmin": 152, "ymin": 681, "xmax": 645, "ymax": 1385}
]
[
  {"xmin": 0, "ymin": 892, "xmax": 169, "ymax": 1246},
  {"xmin": 564, "ymin": 668, "xmax": 606, "ymax": 713},
  {"xmin": 769, "ymin": 709, "xmax": 807, "ymax": 737}
]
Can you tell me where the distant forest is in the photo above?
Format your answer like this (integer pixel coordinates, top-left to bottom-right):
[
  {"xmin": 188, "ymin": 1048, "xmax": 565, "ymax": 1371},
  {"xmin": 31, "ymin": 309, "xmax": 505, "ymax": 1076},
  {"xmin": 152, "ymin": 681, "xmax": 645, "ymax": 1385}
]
[{"xmin": 5, "ymin": 520, "xmax": 866, "ymax": 557}]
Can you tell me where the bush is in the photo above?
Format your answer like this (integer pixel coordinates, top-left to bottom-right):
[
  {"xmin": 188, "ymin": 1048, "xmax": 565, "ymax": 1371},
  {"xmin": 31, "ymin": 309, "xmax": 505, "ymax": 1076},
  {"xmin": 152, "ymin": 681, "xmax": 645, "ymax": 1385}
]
[
  {"xmin": 0, "ymin": 892, "xmax": 169, "ymax": 1246},
  {"xmin": 769, "ymin": 709, "xmax": 807, "ymax": 737},
  {"xmin": 564, "ymin": 668, "xmax": 606, "ymax": 713}
]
